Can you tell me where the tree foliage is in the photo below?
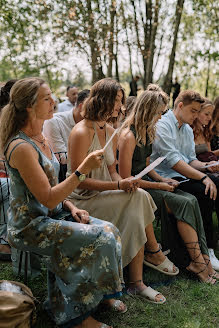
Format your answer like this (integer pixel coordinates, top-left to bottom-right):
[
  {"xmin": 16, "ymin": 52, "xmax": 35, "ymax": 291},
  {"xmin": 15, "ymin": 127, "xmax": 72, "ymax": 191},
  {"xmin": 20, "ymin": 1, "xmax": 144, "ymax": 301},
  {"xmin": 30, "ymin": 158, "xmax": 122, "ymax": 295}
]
[{"xmin": 0, "ymin": 0, "xmax": 218, "ymax": 97}]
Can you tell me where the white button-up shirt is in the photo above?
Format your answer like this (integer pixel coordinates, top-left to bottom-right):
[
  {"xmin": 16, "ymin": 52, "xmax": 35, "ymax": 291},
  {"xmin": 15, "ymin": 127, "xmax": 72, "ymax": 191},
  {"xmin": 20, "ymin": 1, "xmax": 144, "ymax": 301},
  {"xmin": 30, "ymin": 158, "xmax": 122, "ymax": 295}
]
[
  {"xmin": 151, "ymin": 110, "xmax": 197, "ymax": 178},
  {"xmin": 43, "ymin": 110, "xmax": 75, "ymax": 163},
  {"xmin": 57, "ymin": 99, "xmax": 75, "ymax": 113}
]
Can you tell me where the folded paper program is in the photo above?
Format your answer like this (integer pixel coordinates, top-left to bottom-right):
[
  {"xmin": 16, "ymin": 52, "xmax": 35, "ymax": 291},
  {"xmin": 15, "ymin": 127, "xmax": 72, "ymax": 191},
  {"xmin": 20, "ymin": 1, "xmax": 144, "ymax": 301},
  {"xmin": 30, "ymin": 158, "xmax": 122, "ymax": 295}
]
[
  {"xmin": 202, "ymin": 161, "xmax": 219, "ymax": 169},
  {"xmin": 132, "ymin": 156, "xmax": 167, "ymax": 180},
  {"xmin": 103, "ymin": 129, "xmax": 118, "ymax": 152}
]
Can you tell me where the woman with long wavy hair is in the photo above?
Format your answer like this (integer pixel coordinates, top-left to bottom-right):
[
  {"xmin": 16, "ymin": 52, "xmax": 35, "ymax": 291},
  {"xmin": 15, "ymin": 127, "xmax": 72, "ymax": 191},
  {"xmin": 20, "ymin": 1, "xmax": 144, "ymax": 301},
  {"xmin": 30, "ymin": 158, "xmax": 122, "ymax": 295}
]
[
  {"xmin": 119, "ymin": 84, "xmax": 219, "ymax": 283},
  {"xmin": 192, "ymin": 98, "xmax": 218, "ymax": 162},
  {"xmin": 211, "ymin": 97, "xmax": 219, "ymax": 156},
  {"xmin": 67, "ymin": 78, "xmax": 179, "ymax": 305},
  {"xmin": 0, "ymin": 77, "xmax": 126, "ymax": 328}
]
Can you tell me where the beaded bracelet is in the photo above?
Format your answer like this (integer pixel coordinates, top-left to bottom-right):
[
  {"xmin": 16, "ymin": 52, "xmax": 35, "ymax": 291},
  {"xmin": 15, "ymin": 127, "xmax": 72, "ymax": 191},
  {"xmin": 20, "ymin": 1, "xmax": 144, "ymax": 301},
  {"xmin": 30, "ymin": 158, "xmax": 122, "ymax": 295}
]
[{"xmin": 63, "ymin": 199, "xmax": 68, "ymax": 207}]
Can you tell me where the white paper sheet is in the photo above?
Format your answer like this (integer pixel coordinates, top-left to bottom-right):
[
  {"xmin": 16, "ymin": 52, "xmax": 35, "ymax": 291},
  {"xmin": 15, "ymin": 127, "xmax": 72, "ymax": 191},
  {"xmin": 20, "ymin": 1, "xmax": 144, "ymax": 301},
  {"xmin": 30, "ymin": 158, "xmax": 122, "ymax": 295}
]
[
  {"xmin": 201, "ymin": 161, "xmax": 219, "ymax": 169},
  {"xmin": 132, "ymin": 155, "xmax": 167, "ymax": 180},
  {"xmin": 103, "ymin": 129, "xmax": 118, "ymax": 152},
  {"xmin": 178, "ymin": 179, "xmax": 190, "ymax": 184}
]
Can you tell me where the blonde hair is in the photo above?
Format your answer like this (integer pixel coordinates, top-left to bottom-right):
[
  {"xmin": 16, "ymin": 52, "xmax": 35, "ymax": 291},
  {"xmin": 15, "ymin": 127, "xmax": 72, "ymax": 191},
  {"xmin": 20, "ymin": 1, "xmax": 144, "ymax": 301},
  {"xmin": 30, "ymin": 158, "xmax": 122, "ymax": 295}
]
[
  {"xmin": 192, "ymin": 98, "xmax": 214, "ymax": 142},
  {"xmin": 0, "ymin": 77, "xmax": 45, "ymax": 152},
  {"xmin": 121, "ymin": 84, "xmax": 169, "ymax": 145}
]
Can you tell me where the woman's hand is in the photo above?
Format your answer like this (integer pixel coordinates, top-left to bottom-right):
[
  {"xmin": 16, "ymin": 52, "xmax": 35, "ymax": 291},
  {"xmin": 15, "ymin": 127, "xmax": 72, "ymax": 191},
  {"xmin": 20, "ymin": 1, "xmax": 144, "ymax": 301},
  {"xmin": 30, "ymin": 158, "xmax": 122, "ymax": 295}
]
[
  {"xmin": 71, "ymin": 207, "xmax": 90, "ymax": 224},
  {"xmin": 161, "ymin": 177, "xmax": 179, "ymax": 187},
  {"xmin": 78, "ymin": 149, "xmax": 104, "ymax": 174},
  {"xmin": 119, "ymin": 177, "xmax": 140, "ymax": 193},
  {"xmin": 205, "ymin": 161, "xmax": 219, "ymax": 173},
  {"xmin": 157, "ymin": 182, "xmax": 175, "ymax": 192}
]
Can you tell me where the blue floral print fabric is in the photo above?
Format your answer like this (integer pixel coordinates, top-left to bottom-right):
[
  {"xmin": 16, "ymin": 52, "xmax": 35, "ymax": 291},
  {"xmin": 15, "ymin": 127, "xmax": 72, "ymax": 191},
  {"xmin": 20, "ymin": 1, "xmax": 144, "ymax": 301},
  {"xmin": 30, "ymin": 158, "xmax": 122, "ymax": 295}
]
[{"xmin": 5, "ymin": 131, "xmax": 124, "ymax": 327}]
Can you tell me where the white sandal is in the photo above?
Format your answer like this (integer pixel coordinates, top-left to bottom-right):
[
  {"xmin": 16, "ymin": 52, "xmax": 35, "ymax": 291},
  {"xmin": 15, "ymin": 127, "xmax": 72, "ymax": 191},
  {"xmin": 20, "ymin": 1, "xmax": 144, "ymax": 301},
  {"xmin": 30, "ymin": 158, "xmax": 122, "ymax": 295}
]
[
  {"xmin": 127, "ymin": 286, "xmax": 166, "ymax": 304},
  {"xmin": 144, "ymin": 256, "xmax": 179, "ymax": 276},
  {"xmin": 110, "ymin": 300, "xmax": 127, "ymax": 313}
]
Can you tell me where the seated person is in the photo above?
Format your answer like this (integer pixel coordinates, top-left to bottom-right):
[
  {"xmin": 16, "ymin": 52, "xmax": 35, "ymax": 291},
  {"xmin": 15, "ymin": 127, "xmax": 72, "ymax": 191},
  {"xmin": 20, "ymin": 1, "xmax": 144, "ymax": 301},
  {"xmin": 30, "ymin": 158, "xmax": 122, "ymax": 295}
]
[
  {"xmin": 0, "ymin": 77, "xmax": 126, "ymax": 328},
  {"xmin": 44, "ymin": 90, "xmax": 90, "ymax": 182},
  {"xmin": 151, "ymin": 90, "xmax": 219, "ymax": 270},
  {"xmin": 67, "ymin": 78, "xmax": 179, "ymax": 305},
  {"xmin": 211, "ymin": 96, "xmax": 219, "ymax": 157},
  {"xmin": 112, "ymin": 96, "xmax": 136, "ymax": 129},
  {"xmin": 0, "ymin": 79, "xmax": 17, "ymax": 260},
  {"xmin": 57, "ymin": 85, "xmax": 78, "ymax": 112},
  {"xmin": 0, "ymin": 173, "xmax": 10, "ymax": 260},
  {"xmin": 119, "ymin": 84, "xmax": 218, "ymax": 283},
  {"xmin": 43, "ymin": 89, "xmax": 90, "ymax": 163},
  {"xmin": 192, "ymin": 98, "xmax": 219, "ymax": 229},
  {"xmin": 192, "ymin": 98, "xmax": 218, "ymax": 162}
]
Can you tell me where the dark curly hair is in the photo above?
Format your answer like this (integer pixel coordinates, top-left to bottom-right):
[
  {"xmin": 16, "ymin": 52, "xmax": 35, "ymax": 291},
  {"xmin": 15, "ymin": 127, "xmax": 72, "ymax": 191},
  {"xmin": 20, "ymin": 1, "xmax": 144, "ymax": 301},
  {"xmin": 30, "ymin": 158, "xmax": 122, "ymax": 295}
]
[{"xmin": 83, "ymin": 78, "xmax": 125, "ymax": 121}]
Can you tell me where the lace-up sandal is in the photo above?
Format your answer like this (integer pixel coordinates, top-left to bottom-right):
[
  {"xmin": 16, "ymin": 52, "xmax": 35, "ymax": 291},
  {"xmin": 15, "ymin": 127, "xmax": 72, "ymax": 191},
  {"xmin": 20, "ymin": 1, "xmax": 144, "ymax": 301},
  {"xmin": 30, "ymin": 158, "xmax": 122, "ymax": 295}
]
[
  {"xmin": 204, "ymin": 256, "xmax": 219, "ymax": 280},
  {"xmin": 144, "ymin": 248, "xmax": 179, "ymax": 276},
  {"xmin": 185, "ymin": 242, "xmax": 217, "ymax": 285}
]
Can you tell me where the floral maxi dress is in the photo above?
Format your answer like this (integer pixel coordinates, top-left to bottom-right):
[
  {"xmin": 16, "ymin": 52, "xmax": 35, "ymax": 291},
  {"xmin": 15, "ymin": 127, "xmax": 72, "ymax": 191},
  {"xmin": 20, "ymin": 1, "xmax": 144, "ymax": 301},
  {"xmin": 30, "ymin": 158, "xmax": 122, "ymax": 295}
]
[{"xmin": 5, "ymin": 132, "xmax": 124, "ymax": 327}]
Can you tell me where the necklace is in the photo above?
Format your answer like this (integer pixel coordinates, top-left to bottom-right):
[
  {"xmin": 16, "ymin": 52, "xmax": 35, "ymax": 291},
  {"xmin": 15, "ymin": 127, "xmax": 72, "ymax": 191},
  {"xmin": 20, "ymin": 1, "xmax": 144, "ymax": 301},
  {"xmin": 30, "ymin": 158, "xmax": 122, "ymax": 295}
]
[
  {"xmin": 96, "ymin": 122, "xmax": 106, "ymax": 130},
  {"xmin": 31, "ymin": 135, "xmax": 46, "ymax": 149}
]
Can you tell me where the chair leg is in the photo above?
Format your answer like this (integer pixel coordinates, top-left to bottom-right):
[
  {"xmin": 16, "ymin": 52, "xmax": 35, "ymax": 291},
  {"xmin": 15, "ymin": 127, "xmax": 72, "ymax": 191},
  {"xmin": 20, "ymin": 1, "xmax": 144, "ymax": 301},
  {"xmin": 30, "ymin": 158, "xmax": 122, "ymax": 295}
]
[
  {"xmin": 24, "ymin": 251, "xmax": 28, "ymax": 285},
  {"xmin": 18, "ymin": 251, "xmax": 23, "ymax": 276}
]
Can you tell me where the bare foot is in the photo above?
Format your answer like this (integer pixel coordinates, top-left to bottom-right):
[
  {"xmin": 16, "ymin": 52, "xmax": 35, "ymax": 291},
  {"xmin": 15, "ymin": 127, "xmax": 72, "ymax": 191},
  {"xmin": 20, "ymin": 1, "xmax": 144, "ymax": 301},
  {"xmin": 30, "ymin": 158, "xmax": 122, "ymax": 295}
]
[
  {"xmin": 0, "ymin": 244, "xmax": 11, "ymax": 254},
  {"xmin": 144, "ymin": 247, "xmax": 178, "ymax": 274},
  {"xmin": 75, "ymin": 316, "xmax": 112, "ymax": 328}
]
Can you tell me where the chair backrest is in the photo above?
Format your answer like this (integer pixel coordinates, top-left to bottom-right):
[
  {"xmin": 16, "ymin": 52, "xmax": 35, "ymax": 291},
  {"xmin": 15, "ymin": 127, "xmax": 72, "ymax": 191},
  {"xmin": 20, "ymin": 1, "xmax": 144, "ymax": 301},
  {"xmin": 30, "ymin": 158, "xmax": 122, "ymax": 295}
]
[
  {"xmin": 54, "ymin": 152, "xmax": 68, "ymax": 182},
  {"xmin": 0, "ymin": 160, "xmax": 10, "ymax": 225}
]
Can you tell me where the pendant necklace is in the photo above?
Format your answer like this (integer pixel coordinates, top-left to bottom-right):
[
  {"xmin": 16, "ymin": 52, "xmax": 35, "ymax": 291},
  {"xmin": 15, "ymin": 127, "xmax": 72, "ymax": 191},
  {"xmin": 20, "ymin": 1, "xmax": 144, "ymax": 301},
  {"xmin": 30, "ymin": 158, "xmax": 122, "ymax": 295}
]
[
  {"xmin": 31, "ymin": 135, "xmax": 46, "ymax": 149},
  {"xmin": 96, "ymin": 122, "xmax": 106, "ymax": 130}
]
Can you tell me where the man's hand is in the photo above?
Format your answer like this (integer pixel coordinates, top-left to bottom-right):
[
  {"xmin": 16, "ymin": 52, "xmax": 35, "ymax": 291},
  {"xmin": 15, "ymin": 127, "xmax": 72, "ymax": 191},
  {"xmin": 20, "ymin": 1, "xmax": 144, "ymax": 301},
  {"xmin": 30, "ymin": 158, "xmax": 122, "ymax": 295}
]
[
  {"xmin": 161, "ymin": 177, "xmax": 179, "ymax": 188},
  {"xmin": 202, "ymin": 176, "xmax": 217, "ymax": 200},
  {"xmin": 157, "ymin": 182, "xmax": 175, "ymax": 192}
]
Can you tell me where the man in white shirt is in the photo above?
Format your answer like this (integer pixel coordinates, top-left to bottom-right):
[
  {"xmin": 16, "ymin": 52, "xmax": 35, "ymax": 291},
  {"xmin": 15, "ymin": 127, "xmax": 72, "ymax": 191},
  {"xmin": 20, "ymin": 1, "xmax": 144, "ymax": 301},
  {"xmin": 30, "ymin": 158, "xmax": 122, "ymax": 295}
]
[
  {"xmin": 43, "ymin": 89, "xmax": 90, "ymax": 164},
  {"xmin": 58, "ymin": 85, "xmax": 79, "ymax": 112}
]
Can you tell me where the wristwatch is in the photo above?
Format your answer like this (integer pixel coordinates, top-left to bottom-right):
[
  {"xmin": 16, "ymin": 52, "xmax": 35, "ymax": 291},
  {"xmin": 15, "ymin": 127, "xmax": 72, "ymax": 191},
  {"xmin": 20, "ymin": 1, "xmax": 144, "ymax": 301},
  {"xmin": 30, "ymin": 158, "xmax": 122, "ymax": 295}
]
[{"xmin": 74, "ymin": 170, "xmax": 86, "ymax": 182}]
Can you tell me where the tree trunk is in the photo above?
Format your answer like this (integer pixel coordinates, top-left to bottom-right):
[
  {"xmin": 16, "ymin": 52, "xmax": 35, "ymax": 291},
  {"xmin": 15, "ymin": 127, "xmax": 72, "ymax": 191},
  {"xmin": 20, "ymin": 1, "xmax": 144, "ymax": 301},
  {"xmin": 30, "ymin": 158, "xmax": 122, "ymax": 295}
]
[
  {"xmin": 121, "ymin": 1, "xmax": 133, "ymax": 78},
  {"xmin": 131, "ymin": 0, "xmax": 160, "ymax": 89},
  {"xmin": 87, "ymin": 0, "xmax": 105, "ymax": 83},
  {"xmin": 205, "ymin": 53, "xmax": 211, "ymax": 97},
  {"xmin": 146, "ymin": 0, "xmax": 160, "ymax": 86},
  {"xmin": 162, "ymin": 0, "xmax": 184, "ymax": 94},
  {"xmin": 107, "ymin": 0, "xmax": 116, "ymax": 77},
  {"xmin": 114, "ymin": 13, "xmax": 120, "ymax": 81}
]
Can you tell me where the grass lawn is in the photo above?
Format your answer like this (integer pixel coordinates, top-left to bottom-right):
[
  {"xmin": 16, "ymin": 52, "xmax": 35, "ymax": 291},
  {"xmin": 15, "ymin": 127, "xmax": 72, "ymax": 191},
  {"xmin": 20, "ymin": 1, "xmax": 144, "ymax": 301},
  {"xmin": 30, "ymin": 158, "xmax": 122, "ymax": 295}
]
[
  {"xmin": 1, "ymin": 216, "xmax": 219, "ymax": 328},
  {"xmin": 1, "ymin": 258, "xmax": 219, "ymax": 328}
]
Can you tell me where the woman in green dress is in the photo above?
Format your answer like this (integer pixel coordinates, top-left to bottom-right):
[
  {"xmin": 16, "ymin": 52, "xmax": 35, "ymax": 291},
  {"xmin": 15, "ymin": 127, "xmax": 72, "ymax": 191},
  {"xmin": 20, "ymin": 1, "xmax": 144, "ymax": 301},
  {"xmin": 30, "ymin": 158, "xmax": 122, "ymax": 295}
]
[{"xmin": 119, "ymin": 84, "xmax": 218, "ymax": 284}]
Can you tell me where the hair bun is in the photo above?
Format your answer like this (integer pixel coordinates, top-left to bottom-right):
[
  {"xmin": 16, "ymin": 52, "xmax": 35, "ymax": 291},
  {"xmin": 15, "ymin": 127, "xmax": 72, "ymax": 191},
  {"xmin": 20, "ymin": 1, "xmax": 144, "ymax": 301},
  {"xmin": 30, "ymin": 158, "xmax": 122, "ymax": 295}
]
[{"xmin": 146, "ymin": 84, "xmax": 161, "ymax": 92}]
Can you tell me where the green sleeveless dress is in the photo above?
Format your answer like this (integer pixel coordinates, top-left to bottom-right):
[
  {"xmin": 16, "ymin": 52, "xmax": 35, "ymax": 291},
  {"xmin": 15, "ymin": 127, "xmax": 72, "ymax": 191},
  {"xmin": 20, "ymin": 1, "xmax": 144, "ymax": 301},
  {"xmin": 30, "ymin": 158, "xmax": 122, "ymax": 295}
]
[{"xmin": 130, "ymin": 125, "xmax": 209, "ymax": 268}]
